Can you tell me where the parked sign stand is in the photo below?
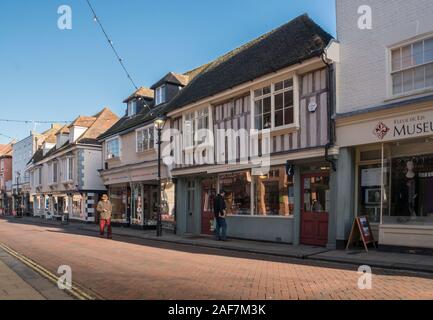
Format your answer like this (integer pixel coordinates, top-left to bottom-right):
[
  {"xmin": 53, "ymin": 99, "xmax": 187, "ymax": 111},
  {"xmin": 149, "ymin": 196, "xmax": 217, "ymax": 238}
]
[{"xmin": 346, "ymin": 216, "xmax": 376, "ymax": 252}]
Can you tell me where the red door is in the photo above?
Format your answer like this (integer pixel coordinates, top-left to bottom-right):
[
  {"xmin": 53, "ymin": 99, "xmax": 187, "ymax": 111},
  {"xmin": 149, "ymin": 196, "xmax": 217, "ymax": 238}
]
[
  {"xmin": 201, "ymin": 179, "xmax": 217, "ymax": 235},
  {"xmin": 300, "ymin": 173, "xmax": 330, "ymax": 246}
]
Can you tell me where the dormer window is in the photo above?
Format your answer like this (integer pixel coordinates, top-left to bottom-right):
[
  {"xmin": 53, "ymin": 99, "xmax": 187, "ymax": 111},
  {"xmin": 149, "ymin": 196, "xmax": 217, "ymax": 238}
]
[
  {"xmin": 155, "ymin": 85, "xmax": 166, "ymax": 105},
  {"xmin": 127, "ymin": 100, "xmax": 137, "ymax": 117}
]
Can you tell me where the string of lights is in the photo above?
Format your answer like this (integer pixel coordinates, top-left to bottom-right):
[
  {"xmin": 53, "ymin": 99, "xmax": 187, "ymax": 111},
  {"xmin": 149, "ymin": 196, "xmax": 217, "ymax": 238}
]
[
  {"xmin": 0, "ymin": 119, "xmax": 70, "ymax": 124},
  {"xmin": 85, "ymin": 0, "xmax": 139, "ymax": 90},
  {"xmin": 0, "ymin": 132, "xmax": 16, "ymax": 140}
]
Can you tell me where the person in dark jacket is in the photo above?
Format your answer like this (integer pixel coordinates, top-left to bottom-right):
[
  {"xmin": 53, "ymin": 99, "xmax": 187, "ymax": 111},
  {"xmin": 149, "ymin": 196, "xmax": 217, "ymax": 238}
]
[{"xmin": 214, "ymin": 190, "xmax": 227, "ymax": 241}]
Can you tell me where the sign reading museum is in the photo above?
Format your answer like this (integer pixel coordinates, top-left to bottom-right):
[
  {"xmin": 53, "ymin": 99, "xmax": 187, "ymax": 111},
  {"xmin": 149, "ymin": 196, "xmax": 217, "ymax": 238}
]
[{"xmin": 337, "ymin": 108, "xmax": 433, "ymax": 147}]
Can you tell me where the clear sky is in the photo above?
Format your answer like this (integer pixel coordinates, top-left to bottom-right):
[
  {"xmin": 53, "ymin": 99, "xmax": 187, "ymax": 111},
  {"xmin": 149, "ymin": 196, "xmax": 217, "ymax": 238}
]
[{"xmin": 0, "ymin": 0, "xmax": 336, "ymax": 144}]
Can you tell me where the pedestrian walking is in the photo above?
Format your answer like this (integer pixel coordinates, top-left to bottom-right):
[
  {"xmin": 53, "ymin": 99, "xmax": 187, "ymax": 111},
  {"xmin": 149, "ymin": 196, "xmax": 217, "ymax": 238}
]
[
  {"xmin": 213, "ymin": 190, "xmax": 227, "ymax": 241},
  {"xmin": 97, "ymin": 194, "xmax": 113, "ymax": 239}
]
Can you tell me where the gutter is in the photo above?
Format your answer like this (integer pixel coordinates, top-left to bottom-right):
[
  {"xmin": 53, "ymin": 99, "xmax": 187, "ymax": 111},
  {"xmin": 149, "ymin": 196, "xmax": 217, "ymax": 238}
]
[{"xmin": 321, "ymin": 54, "xmax": 337, "ymax": 172}]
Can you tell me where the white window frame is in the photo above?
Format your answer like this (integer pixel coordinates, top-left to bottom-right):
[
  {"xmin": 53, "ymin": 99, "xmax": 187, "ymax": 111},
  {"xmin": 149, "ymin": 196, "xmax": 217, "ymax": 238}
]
[
  {"xmin": 49, "ymin": 161, "xmax": 58, "ymax": 184},
  {"xmin": 182, "ymin": 105, "xmax": 211, "ymax": 150},
  {"xmin": 155, "ymin": 85, "xmax": 166, "ymax": 105},
  {"xmin": 64, "ymin": 157, "xmax": 73, "ymax": 182},
  {"xmin": 136, "ymin": 125, "xmax": 156, "ymax": 153},
  {"xmin": 127, "ymin": 100, "xmax": 137, "ymax": 117},
  {"xmin": 388, "ymin": 33, "xmax": 433, "ymax": 99},
  {"xmin": 250, "ymin": 73, "xmax": 299, "ymax": 132},
  {"xmin": 106, "ymin": 137, "xmax": 121, "ymax": 160}
]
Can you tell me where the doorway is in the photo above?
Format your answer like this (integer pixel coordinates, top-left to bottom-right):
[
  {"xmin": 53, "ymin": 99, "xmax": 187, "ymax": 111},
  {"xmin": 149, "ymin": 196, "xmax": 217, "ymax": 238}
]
[
  {"xmin": 300, "ymin": 173, "xmax": 330, "ymax": 246},
  {"xmin": 186, "ymin": 180, "xmax": 195, "ymax": 234},
  {"xmin": 201, "ymin": 178, "xmax": 217, "ymax": 235}
]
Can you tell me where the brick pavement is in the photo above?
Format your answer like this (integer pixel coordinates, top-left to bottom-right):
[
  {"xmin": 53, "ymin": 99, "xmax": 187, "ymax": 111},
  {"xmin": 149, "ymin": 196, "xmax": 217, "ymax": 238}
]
[{"xmin": 0, "ymin": 219, "xmax": 432, "ymax": 300}]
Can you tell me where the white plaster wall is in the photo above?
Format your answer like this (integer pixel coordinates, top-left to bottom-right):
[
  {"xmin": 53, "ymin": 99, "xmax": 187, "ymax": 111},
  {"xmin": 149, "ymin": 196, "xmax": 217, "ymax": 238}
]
[{"xmin": 336, "ymin": 0, "xmax": 433, "ymax": 114}]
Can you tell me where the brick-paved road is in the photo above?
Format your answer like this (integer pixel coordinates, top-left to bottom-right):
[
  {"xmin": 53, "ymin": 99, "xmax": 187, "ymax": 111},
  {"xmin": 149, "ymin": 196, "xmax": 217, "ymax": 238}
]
[{"xmin": 0, "ymin": 219, "xmax": 432, "ymax": 300}]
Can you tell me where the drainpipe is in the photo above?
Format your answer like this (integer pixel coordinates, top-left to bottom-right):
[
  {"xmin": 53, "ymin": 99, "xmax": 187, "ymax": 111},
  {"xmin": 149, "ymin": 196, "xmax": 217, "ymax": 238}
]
[{"xmin": 321, "ymin": 54, "xmax": 337, "ymax": 172}]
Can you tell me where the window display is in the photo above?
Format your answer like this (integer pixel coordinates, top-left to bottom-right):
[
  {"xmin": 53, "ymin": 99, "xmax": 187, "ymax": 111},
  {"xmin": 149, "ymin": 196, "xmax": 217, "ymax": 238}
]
[
  {"xmin": 389, "ymin": 154, "xmax": 433, "ymax": 224},
  {"xmin": 109, "ymin": 185, "xmax": 127, "ymax": 221},
  {"xmin": 254, "ymin": 166, "xmax": 293, "ymax": 216},
  {"xmin": 219, "ymin": 171, "xmax": 251, "ymax": 215}
]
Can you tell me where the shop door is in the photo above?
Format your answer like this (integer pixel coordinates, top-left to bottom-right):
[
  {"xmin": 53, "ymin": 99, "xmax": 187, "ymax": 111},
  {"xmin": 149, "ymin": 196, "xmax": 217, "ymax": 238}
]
[
  {"xmin": 201, "ymin": 179, "xmax": 216, "ymax": 235},
  {"xmin": 300, "ymin": 173, "xmax": 330, "ymax": 246}
]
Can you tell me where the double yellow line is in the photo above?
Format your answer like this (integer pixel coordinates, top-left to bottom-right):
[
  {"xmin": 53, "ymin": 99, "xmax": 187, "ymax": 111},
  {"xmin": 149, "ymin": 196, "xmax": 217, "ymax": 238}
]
[{"xmin": 0, "ymin": 242, "xmax": 97, "ymax": 300}]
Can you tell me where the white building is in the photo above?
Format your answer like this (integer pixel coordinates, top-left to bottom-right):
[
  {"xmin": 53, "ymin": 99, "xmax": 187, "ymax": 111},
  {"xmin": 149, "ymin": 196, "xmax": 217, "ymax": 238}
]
[
  {"xmin": 12, "ymin": 125, "xmax": 62, "ymax": 213},
  {"xmin": 27, "ymin": 108, "xmax": 119, "ymax": 221},
  {"xmin": 334, "ymin": 0, "xmax": 433, "ymax": 251}
]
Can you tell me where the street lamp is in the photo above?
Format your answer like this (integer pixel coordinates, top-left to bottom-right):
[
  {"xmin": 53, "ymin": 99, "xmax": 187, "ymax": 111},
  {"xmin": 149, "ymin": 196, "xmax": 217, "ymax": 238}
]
[
  {"xmin": 16, "ymin": 171, "xmax": 21, "ymax": 217},
  {"xmin": 154, "ymin": 115, "xmax": 167, "ymax": 237}
]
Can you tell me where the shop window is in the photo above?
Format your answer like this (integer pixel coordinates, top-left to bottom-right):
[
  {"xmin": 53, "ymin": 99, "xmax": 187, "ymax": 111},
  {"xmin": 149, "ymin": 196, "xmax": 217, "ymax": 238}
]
[
  {"xmin": 388, "ymin": 153, "xmax": 433, "ymax": 224},
  {"xmin": 254, "ymin": 166, "xmax": 294, "ymax": 216},
  {"xmin": 109, "ymin": 186, "xmax": 127, "ymax": 221},
  {"xmin": 219, "ymin": 171, "xmax": 251, "ymax": 215},
  {"xmin": 358, "ymin": 163, "xmax": 388, "ymax": 223},
  {"xmin": 72, "ymin": 195, "xmax": 83, "ymax": 218}
]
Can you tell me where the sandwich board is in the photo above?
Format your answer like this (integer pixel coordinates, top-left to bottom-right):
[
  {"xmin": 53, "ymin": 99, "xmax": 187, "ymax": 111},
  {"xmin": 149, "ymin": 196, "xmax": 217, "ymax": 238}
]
[{"xmin": 346, "ymin": 215, "xmax": 376, "ymax": 252}]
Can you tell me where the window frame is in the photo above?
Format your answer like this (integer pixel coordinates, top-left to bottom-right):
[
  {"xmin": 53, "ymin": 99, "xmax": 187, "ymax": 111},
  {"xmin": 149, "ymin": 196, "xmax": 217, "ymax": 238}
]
[
  {"xmin": 388, "ymin": 34, "xmax": 433, "ymax": 98},
  {"xmin": 155, "ymin": 85, "xmax": 166, "ymax": 106},
  {"xmin": 106, "ymin": 137, "xmax": 121, "ymax": 160},
  {"xmin": 127, "ymin": 100, "xmax": 137, "ymax": 117},
  {"xmin": 250, "ymin": 74, "xmax": 299, "ymax": 132},
  {"xmin": 136, "ymin": 125, "xmax": 156, "ymax": 153},
  {"xmin": 182, "ymin": 106, "xmax": 211, "ymax": 150}
]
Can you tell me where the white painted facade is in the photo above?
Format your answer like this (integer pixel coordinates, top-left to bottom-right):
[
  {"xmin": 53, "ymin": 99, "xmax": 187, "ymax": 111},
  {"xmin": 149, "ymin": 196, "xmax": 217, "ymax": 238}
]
[{"xmin": 336, "ymin": 0, "xmax": 433, "ymax": 114}]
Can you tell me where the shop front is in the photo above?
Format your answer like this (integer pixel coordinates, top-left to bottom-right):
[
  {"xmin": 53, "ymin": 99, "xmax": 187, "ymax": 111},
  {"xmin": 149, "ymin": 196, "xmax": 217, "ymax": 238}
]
[
  {"xmin": 176, "ymin": 161, "xmax": 334, "ymax": 246},
  {"xmin": 337, "ymin": 103, "xmax": 433, "ymax": 250}
]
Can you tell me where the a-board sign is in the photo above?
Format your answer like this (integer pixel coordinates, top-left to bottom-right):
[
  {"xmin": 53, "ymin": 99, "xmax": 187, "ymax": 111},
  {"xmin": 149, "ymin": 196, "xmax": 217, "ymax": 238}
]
[{"xmin": 346, "ymin": 215, "xmax": 376, "ymax": 252}]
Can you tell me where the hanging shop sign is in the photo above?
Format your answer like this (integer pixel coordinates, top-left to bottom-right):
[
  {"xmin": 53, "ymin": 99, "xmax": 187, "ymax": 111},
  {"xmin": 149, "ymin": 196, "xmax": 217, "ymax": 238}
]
[{"xmin": 337, "ymin": 108, "xmax": 433, "ymax": 147}]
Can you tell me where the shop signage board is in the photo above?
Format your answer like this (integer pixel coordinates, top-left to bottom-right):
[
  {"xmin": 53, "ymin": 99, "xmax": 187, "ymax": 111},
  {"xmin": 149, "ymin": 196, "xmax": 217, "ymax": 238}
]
[
  {"xmin": 346, "ymin": 215, "xmax": 376, "ymax": 252},
  {"xmin": 337, "ymin": 108, "xmax": 433, "ymax": 147}
]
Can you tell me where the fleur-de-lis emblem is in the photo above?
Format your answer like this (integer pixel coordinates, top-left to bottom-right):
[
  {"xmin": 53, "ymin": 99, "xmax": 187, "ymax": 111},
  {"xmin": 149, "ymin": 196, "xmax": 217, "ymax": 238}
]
[{"xmin": 373, "ymin": 122, "xmax": 390, "ymax": 140}]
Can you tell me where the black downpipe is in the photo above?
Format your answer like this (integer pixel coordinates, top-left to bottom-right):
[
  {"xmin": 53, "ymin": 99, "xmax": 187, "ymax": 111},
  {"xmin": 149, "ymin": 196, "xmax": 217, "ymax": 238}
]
[{"xmin": 322, "ymin": 54, "xmax": 337, "ymax": 172}]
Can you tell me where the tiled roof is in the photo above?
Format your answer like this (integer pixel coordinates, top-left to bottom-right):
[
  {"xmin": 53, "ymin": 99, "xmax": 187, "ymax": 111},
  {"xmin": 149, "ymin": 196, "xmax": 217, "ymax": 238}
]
[
  {"xmin": 31, "ymin": 108, "xmax": 119, "ymax": 163},
  {"xmin": 97, "ymin": 103, "xmax": 166, "ymax": 140},
  {"xmin": 0, "ymin": 142, "xmax": 14, "ymax": 157},
  {"xmin": 123, "ymin": 87, "xmax": 154, "ymax": 103},
  {"xmin": 163, "ymin": 14, "xmax": 333, "ymax": 113}
]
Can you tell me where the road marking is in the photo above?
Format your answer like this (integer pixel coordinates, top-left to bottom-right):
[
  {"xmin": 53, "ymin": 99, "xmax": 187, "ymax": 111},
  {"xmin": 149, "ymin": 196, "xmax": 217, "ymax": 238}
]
[{"xmin": 0, "ymin": 242, "xmax": 97, "ymax": 300}]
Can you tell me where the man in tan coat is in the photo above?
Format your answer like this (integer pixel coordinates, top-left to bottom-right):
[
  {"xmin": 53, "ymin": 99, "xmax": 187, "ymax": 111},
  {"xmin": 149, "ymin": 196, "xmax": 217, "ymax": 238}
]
[{"xmin": 97, "ymin": 194, "xmax": 113, "ymax": 239}]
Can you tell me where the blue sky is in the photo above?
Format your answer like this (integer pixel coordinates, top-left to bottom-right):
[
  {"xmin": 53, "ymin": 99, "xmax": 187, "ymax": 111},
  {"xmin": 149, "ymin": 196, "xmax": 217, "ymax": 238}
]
[{"xmin": 0, "ymin": 0, "xmax": 336, "ymax": 144}]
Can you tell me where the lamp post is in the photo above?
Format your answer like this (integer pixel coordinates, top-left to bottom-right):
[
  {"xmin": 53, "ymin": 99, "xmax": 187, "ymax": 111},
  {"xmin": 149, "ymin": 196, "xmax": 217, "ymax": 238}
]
[
  {"xmin": 16, "ymin": 171, "xmax": 21, "ymax": 217},
  {"xmin": 154, "ymin": 115, "xmax": 167, "ymax": 237}
]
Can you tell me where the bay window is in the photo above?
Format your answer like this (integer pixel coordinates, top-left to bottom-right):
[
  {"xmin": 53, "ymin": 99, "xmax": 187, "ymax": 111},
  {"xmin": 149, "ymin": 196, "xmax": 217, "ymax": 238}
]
[
  {"xmin": 253, "ymin": 77, "xmax": 296, "ymax": 130},
  {"xmin": 391, "ymin": 36, "xmax": 433, "ymax": 96},
  {"xmin": 136, "ymin": 126, "xmax": 155, "ymax": 152}
]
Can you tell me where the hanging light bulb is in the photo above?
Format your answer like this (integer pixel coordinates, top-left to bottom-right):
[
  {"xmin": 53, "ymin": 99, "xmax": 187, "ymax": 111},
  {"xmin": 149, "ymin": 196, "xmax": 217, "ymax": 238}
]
[{"xmin": 93, "ymin": 16, "xmax": 97, "ymax": 22}]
